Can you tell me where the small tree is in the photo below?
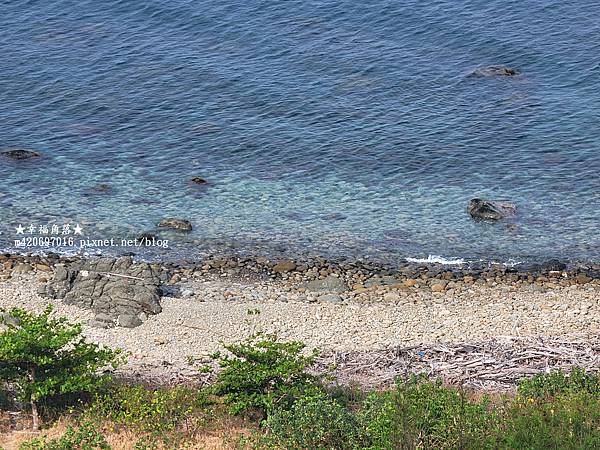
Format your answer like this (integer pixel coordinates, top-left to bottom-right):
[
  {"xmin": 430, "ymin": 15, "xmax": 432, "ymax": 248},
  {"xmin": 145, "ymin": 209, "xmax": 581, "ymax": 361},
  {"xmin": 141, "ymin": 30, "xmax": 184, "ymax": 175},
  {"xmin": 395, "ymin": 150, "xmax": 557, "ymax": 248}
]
[
  {"xmin": 0, "ymin": 306, "xmax": 122, "ymax": 430},
  {"xmin": 210, "ymin": 333, "xmax": 320, "ymax": 417}
]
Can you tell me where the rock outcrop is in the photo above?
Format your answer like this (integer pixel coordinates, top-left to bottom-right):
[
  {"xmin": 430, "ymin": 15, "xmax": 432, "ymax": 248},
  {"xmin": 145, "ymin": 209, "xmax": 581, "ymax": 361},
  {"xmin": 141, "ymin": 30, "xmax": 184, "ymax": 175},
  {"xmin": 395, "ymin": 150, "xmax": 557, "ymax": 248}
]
[
  {"xmin": 42, "ymin": 257, "xmax": 169, "ymax": 328},
  {"xmin": 468, "ymin": 198, "xmax": 516, "ymax": 221}
]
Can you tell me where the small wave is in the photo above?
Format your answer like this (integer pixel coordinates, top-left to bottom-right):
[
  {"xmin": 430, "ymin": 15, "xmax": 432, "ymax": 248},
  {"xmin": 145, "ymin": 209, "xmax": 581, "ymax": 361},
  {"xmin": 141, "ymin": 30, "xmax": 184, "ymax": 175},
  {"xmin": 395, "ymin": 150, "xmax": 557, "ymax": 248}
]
[
  {"xmin": 490, "ymin": 259, "xmax": 523, "ymax": 268},
  {"xmin": 405, "ymin": 255, "xmax": 466, "ymax": 265}
]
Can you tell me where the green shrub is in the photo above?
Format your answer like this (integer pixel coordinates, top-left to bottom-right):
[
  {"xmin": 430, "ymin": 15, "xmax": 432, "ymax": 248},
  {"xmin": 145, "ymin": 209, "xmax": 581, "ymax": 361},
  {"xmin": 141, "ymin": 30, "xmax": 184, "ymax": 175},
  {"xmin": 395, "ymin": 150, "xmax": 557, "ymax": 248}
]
[
  {"xmin": 0, "ymin": 306, "xmax": 122, "ymax": 430},
  {"xmin": 488, "ymin": 391, "xmax": 600, "ymax": 449},
  {"xmin": 358, "ymin": 391, "xmax": 400, "ymax": 449},
  {"xmin": 19, "ymin": 421, "xmax": 110, "ymax": 449},
  {"xmin": 86, "ymin": 384, "xmax": 209, "ymax": 434},
  {"xmin": 265, "ymin": 391, "xmax": 364, "ymax": 449},
  {"xmin": 357, "ymin": 376, "xmax": 495, "ymax": 449},
  {"xmin": 211, "ymin": 333, "xmax": 320, "ymax": 416},
  {"xmin": 518, "ymin": 368, "xmax": 600, "ymax": 399}
]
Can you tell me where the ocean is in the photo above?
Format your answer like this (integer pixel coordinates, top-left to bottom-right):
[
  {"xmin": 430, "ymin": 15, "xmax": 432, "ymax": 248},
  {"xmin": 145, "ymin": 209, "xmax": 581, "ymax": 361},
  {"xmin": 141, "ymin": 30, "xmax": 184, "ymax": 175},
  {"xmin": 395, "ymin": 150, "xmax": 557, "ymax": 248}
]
[{"xmin": 1, "ymin": 0, "xmax": 599, "ymax": 264}]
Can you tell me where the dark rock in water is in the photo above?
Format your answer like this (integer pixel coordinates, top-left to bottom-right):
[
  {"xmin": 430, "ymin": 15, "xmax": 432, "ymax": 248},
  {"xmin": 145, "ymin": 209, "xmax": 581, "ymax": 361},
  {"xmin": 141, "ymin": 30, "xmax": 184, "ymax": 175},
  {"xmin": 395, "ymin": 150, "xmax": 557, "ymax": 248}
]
[
  {"xmin": 471, "ymin": 66, "xmax": 519, "ymax": 77},
  {"xmin": 157, "ymin": 218, "xmax": 192, "ymax": 231},
  {"xmin": 43, "ymin": 256, "xmax": 169, "ymax": 328},
  {"xmin": 191, "ymin": 176, "xmax": 207, "ymax": 185},
  {"xmin": 138, "ymin": 232, "xmax": 158, "ymax": 244},
  {"xmin": 539, "ymin": 259, "xmax": 567, "ymax": 272},
  {"xmin": 90, "ymin": 183, "xmax": 112, "ymax": 193},
  {"xmin": 468, "ymin": 198, "xmax": 516, "ymax": 221},
  {"xmin": 1, "ymin": 149, "xmax": 41, "ymax": 160}
]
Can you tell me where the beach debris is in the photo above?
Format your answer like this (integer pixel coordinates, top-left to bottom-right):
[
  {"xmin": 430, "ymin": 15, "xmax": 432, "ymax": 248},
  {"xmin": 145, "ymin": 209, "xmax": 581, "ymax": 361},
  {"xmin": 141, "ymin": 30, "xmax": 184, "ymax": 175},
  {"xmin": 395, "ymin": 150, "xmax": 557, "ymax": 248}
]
[
  {"xmin": 468, "ymin": 198, "xmax": 516, "ymax": 221},
  {"xmin": 157, "ymin": 218, "xmax": 193, "ymax": 231},
  {"xmin": 316, "ymin": 334, "xmax": 600, "ymax": 392}
]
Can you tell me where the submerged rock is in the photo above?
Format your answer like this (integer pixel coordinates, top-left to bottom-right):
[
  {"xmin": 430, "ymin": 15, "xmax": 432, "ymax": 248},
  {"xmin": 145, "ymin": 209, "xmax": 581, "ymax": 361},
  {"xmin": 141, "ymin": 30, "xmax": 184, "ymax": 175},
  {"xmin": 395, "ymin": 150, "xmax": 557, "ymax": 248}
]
[
  {"xmin": 138, "ymin": 232, "xmax": 158, "ymax": 244},
  {"xmin": 470, "ymin": 66, "xmax": 519, "ymax": 77},
  {"xmin": 1, "ymin": 149, "xmax": 41, "ymax": 160},
  {"xmin": 468, "ymin": 199, "xmax": 516, "ymax": 221},
  {"xmin": 90, "ymin": 183, "xmax": 112, "ymax": 193},
  {"xmin": 191, "ymin": 176, "xmax": 208, "ymax": 185},
  {"xmin": 157, "ymin": 218, "xmax": 193, "ymax": 231},
  {"xmin": 539, "ymin": 259, "xmax": 567, "ymax": 272}
]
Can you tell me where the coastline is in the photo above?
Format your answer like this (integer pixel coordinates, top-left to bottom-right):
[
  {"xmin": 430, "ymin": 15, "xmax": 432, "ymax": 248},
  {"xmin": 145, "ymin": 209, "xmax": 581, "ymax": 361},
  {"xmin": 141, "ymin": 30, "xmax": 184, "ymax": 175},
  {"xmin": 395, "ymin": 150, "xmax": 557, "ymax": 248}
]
[{"xmin": 1, "ymin": 252, "xmax": 599, "ymax": 391}]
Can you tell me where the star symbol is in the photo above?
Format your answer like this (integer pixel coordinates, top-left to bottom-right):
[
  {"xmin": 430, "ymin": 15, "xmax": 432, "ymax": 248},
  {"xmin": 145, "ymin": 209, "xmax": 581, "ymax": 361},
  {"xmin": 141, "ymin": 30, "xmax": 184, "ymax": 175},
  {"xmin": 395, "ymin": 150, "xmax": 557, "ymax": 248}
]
[
  {"xmin": 15, "ymin": 224, "xmax": 24, "ymax": 234},
  {"xmin": 73, "ymin": 224, "xmax": 83, "ymax": 235}
]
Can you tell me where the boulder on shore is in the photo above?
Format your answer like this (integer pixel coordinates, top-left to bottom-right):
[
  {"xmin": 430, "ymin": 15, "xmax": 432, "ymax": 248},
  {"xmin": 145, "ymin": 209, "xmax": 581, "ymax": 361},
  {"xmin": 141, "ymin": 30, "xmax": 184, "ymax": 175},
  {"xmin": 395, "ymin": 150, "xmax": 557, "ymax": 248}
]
[
  {"xmin": 302, "ymin": 275, "xmax": 348, "ymax": 293},
  {"xmin": 43, "ymin": 256, "xmax": 169, "ymax": 328},
  {"xmin": 468, "ymin": 198, "xmax": 516, "ymax": 221},
  {"xmin": 157, "ymin": 218, "xmax": 193, "ymax": 231},
  {"xmin": 1, "ymin": 149, "xmax": 41, "ymax": 160}
]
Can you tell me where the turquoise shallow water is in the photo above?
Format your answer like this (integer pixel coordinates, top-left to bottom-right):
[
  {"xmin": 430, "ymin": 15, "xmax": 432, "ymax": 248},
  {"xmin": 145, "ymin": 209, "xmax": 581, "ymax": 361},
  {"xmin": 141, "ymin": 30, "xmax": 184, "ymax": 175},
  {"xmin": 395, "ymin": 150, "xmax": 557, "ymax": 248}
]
[{"xmin": 1, "ymin": 0, "xmax": 599, "ymax": 263}]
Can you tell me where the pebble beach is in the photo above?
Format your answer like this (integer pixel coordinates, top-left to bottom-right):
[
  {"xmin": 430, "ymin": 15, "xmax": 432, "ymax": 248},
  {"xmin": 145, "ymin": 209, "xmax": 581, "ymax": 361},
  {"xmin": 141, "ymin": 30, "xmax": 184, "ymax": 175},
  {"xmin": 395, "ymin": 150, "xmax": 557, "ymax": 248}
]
[{"xmin": 1, "ymin": 253, "xmax": 598, "ymax": 389}]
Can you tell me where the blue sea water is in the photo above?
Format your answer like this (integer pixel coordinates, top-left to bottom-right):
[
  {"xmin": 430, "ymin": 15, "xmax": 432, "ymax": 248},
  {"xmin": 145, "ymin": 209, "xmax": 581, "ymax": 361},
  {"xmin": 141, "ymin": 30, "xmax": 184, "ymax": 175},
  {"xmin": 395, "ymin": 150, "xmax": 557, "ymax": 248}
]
[{"xmin": 1, "ymin": 0, "xmax": 599, "ymax": 263}]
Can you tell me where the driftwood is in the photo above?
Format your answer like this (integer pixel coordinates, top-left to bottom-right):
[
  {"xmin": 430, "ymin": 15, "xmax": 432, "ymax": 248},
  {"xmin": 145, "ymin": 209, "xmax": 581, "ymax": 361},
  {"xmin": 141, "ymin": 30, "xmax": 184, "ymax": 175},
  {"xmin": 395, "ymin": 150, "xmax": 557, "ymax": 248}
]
[
  {"xmin": 111, "ymin": 334, "xmax": 600, "ymax": 392},
  {"xmin": 315, "ymin": 334, "xmax": 600, "ymax": 392}
]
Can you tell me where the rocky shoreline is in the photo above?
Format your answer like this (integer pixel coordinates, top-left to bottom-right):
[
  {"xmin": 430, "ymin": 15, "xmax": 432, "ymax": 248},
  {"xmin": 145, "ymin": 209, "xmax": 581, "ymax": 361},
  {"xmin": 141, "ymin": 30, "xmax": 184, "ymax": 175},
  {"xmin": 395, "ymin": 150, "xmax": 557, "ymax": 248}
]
[
  {"xmin": 1, "ymin": 252, "xmax": 599, "ymax": 390},
  {"xmin": 2, "ymin": 251, "xmax": 600, "ymax": 290}
]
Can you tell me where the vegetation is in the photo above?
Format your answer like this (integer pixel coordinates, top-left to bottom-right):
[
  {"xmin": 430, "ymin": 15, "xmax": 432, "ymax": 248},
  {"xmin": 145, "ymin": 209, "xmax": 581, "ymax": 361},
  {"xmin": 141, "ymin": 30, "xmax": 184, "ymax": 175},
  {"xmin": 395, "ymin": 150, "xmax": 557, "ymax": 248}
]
[
  {"xmin": 84, "ymin": 384, "xmax": 212, "ymax": 448},
  {"xmin": 209, "ymin": 332, "xmax": 321, "ymax": 417},
  {"xmin": 19, "ymin": 421, "xmax": 110, "ymax": 450},
  {"xmin": 264, "ymin": 391, "xmax": 364, "ymax": 449},
  {"xmin": 0, "ymin": 306, "xmax": 122, "ymax": 431},
  {"xmin": 2, "ymin": 310, "xmax": 599, "ymax": 449}
]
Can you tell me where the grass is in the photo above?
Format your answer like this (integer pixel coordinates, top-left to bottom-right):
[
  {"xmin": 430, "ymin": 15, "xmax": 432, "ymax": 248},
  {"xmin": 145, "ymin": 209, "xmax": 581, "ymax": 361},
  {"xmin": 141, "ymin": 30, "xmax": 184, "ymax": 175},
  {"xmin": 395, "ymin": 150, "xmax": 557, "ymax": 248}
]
[
  {"xmin": 2, "ymin": 371, "xmax": 598, "ymax": 450},
  {"xmin": 1, "ymin": 332, "xmax": 599, "ymax": 449}
]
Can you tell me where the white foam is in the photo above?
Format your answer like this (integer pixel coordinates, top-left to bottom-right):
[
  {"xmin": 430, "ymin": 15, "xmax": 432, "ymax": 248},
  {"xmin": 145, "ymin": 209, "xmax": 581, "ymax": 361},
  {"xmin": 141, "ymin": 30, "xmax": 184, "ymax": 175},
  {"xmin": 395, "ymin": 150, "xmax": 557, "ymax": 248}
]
[
  {"xmin": 405, "ymin": 255, "xmax": 466, "ymax": 265},
  {"xmin": 491, "ymin": 259, "xmax": 523, "ymax": 268}
]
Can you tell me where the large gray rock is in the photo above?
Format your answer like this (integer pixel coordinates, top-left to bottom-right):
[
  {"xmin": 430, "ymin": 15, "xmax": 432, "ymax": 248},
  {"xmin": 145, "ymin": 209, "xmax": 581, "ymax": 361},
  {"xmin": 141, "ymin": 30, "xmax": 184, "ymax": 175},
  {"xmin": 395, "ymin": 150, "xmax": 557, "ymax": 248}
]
[
  {"xmin": 468, "ymin": 198, "xmax": 516, "ymax": 221},
  {"xmin": 44, "ymin": 257, "xmax": 169, "ymax": 328},
  {"xmin": 303, "ymin": 275, "xmax": 348, "ymax": 293}
]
